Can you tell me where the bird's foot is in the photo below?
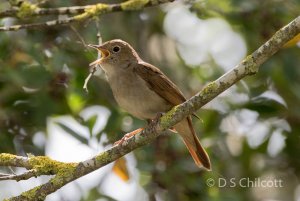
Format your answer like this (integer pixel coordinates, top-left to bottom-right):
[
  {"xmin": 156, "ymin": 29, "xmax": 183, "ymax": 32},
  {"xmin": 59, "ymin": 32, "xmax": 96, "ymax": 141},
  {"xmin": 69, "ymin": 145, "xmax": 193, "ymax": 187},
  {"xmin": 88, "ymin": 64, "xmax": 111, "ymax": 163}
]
[
  {"xmin": 147, "ymin": 112, "xmax": 164, "ymax": 132},
  {"xmin": 114, "ymin": 128, "xmax": 144, "ymax": 146},
  {"xmin": 169, "ymin": 127, "xmax": 177, "ymax": 133}
]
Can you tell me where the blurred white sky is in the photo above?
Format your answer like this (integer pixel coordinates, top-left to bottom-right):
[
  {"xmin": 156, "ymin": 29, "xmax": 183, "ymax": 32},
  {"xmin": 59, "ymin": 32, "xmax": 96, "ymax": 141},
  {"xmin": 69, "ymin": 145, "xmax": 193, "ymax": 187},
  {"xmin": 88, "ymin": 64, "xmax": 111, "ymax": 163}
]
[{"xmin": 164, "ymin": 5, "xmax": 246, "ymax": 70}]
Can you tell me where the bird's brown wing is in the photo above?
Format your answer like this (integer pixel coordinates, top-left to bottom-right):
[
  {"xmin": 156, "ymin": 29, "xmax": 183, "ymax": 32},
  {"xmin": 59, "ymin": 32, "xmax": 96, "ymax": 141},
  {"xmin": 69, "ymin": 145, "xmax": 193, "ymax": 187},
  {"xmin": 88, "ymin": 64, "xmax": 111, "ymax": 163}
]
[
  {"xmin": 134, "ymin": 62, "xmax": 186, "ymax": 106},
  {"xmin": 136, "ymin": 62, "xmax": 200, "ymax": 119},
  {"xmin": 135, "ymin": 62, "xmax": 211, "ymax": 170}
]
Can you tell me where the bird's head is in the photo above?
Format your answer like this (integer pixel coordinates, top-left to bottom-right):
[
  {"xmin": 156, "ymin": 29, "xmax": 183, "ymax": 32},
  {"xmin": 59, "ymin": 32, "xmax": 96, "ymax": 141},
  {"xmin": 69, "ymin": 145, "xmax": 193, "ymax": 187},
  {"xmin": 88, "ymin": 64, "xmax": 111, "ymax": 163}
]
[{"xmin": 88, "ymin": 39, "xmax": 140, "ymax": 72}]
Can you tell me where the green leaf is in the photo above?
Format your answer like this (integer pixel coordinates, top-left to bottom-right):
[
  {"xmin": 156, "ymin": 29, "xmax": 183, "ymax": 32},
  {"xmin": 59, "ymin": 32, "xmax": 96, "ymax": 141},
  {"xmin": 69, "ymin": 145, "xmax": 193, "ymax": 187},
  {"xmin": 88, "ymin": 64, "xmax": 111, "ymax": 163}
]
[{"xmin": 55, "ymin": 122, "xmax": 89, "ymax": 145}]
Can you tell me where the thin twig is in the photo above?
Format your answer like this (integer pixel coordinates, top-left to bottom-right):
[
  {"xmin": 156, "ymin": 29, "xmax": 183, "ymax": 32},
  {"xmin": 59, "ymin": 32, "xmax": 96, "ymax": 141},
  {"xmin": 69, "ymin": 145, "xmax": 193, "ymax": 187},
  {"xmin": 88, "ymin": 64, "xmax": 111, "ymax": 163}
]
[
  {"xmin": 82, "ymin": 18, "xmax": 103, "ymax": 93},
  {"xmin": 0, "ymin": 15, "xmax": 79, "ymax": 31},
  {"xmin": 0, "ymin": 154, "xmax": 30, "ymax": 168},
  {"xmin": 70, "ymin": 25, "xmax": 88, "ymax": 47},
  {"xmin": 1, "ymin": 0, "xmax": 174, "ymax": 18},
  {"xmin": 95, "ymin": 18, "xmax": 103, "ymax": 45},
  {"xmin": 0, "ymin": 173, "xmax": 13, "ymax": 177},
  {"xmin": 0, "ymin": 169, "xmax": 41, "ymax": 181},
  {"xmin": 0, "ymin": 0, "xmax": 175, "ymax": 32},
  {"xmin": 83, "ymin": 66, "xmax": 97, "ymax": 93}
]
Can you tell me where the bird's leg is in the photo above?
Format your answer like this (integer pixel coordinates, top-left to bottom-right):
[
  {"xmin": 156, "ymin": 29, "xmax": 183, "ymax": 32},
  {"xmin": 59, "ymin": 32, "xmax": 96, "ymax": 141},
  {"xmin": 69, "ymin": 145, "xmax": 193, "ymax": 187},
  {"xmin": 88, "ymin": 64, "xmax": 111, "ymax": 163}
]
[
  {"xmin": 147, "ymin": 113, "xmax": 177, "ymax": 133},
  {"xmin": 114, "ymin": 128, "xmax": 144, "ymax": 146},
  {"xmin": 147, "ymin": 112, "xmax": 164, "ymax": 132},
  {"xmin": 115, "ymin": 112, "xmax": 163, "ymax": 146},
  {"xmin": 169, "ymin": 127, "xmax": 177, "ymax": 133},
  {"xmin": 114, "ymin": 112, "xmax": 168, "ymax": 146}
]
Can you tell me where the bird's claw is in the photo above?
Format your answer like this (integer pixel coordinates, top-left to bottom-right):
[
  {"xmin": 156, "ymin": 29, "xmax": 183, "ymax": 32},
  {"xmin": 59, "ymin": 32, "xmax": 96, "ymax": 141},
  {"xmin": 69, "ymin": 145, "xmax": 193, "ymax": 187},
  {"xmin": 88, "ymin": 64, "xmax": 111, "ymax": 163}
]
[
  {"xmin": 113, "ymin": 128, "xmax": 144, "ymax": 146},
  {"xmin": 113, "ymin": 133, "xmax": 130, "ymax": 146},
  {"xmin": 147, "ymin": 112, "xmax": 164, "ymax": 132}
]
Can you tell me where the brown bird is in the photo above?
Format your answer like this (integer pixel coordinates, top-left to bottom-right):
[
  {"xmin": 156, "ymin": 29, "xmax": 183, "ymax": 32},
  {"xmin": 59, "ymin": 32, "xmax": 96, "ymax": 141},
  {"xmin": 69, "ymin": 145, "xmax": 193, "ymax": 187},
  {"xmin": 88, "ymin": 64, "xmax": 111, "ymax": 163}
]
[{"xmin": 88, "ymin": 39, "xmax": 211, "ymax": 170}]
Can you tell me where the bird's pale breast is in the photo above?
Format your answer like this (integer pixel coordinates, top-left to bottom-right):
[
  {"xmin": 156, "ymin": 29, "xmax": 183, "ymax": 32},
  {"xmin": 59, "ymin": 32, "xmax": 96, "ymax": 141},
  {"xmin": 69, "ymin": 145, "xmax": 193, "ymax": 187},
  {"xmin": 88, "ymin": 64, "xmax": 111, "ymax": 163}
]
[{"xmin": 107, "ymin": 70, "xmax": 172, "ymax": 120}]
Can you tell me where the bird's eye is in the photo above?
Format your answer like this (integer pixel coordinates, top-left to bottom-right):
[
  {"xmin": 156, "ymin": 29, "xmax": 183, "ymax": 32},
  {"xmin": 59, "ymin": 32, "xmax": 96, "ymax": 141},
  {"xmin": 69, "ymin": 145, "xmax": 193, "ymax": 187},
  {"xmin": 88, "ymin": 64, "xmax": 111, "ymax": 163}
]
[{"xmin": 112, "ymin": 46, "xmax": 120, "ymax": 53}]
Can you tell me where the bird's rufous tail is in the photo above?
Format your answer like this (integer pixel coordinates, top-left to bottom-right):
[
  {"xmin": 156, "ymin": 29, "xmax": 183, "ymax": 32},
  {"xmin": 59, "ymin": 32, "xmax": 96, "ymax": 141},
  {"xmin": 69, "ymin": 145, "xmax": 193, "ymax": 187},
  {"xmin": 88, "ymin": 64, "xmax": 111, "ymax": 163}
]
[{"xmin": 173, "ymin": 116, "xmax": 211, "ymax": 170}]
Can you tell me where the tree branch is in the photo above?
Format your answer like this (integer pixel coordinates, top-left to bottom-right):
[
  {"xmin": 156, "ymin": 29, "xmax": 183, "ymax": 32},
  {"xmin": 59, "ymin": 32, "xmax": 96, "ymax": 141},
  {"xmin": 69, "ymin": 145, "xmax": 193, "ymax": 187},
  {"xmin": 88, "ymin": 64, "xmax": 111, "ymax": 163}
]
[
  {"xmin": 0, "ymin": 0, "xmax": 174, "ymax": 31},
  {"xmin": 1, "ymin": 15, "xmax": 299, "ymax": 201},
  {"xmin": 0, "ymin": 169, "xmax": 40, "ymax": 181}
]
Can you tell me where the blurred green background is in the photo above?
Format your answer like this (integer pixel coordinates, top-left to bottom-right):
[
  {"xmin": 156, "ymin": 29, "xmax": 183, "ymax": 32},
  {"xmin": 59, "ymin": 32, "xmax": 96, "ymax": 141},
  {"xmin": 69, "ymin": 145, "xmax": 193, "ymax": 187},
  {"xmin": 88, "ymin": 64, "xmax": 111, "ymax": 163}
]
[{"xmin": 0, "ymin": 0, "xmax": 300, "ymax": 200}]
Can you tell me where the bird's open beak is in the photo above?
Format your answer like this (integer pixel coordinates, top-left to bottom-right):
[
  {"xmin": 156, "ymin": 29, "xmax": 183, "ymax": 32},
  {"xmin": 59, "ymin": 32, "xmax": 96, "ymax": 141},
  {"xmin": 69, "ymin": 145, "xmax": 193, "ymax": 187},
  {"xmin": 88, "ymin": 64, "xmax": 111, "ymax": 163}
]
[{"xmin": 88, "ymin": 44, "xmax": 110, "ymax": 66}]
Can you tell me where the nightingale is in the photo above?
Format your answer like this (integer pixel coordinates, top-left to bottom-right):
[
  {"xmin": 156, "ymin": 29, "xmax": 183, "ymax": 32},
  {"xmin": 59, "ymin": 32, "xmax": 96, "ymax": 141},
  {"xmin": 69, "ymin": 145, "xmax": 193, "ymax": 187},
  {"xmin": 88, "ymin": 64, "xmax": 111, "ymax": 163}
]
[{"xmin": 88, "ymin": 39, "xmax": 211, "ymax": 170}]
